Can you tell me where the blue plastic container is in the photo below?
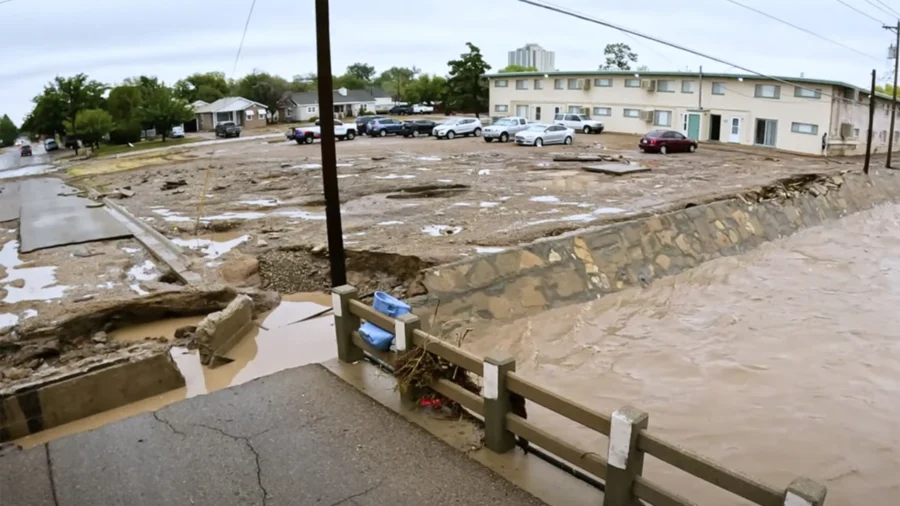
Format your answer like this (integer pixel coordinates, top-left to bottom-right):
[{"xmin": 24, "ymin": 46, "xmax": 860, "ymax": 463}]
[{"xmin": 359, "ymin": 292, "xmax": 411, "ymax": 351}]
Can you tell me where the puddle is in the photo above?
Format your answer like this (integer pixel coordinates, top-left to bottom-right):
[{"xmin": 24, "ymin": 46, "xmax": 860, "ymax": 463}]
[
  {"xmin": 375, "ymin": 174, "xmax": 416, "ymax": 180},
  {"xmin": 0, "ymin": 240, "xmax": 68, "ymax": 303},
  {"xmin": 530, "ymin": 195, "xmax": 560, "ymax": 203},
  {"xmin": 22, "ymin": 309, "xmax": 37, "ymax": 319},
  {"xmin": 452, "ymin": 202, "xmax": 474, "ymax": 207},
  {"xmin": 438, "ymin": 179, "xmax": 453, "ymax": 183},
  {"xmin": 152, "ymin": 209, "xmax": 193, "ymax": 223},
  {"xmin": 478, "ymin": 169, "xmax": 490, "ymax": 175},
  {"xmin": 475, "ymin": 246, "xmax": 506, "ymax": 254},
  {"xmin": 292, "ymin": 163, "xmax": 322, "ymax": 170},
  {"xmin": 337, "ymin": 174, "xmax": 358, "ymax": 179},
  {"xmin": 130, "ymin": 284, "xmax": 149, "ymax": 296},
  {"xmin": 416, "ymin": 156, "xmax": 442, "ymax": 161},
  {"xmin": 0, "ymin": 164, "xmax": 58, "ymax": 180},
  {"xmin": 276, "ymin": 208, "xmax": 326, "ymax": 221},
  {"xmin": 0, "ymin": 313, "xmax": 18, "ymax": 330},
  {"xmin": 336, "ymin": 162, "xmax": 354, "ymax": 167},
  {"xmin": 522, "ymin": 206, "xmax": 627, "ymax": 227},
  {"xmin": 422, "ymin": 224, "xmax": 463, "ymax": 237},
  {"xmin": 202, "ymin": 211, "xmax": 268, "ymax": 221},
  {"xmin": 479, "ymin": 202, "xmax": 499, "ymax": 208},
  {"xmin": 122, "ymin": 247, "xmax": 140, "ymax": 254},
  {"xmin": 239, "ymin": 199, "xmax": 280, "ymax": 207},
  {"xmin": 127, "ymin": 260, "xmax": 159, "ymax": 281},
  {"xmin": 377, "ymin": 220, "xmax": 404, "ymax": 226},
  {"xmin": 171, "ymin": 234, "xmax": 250, "ymax": 259}
]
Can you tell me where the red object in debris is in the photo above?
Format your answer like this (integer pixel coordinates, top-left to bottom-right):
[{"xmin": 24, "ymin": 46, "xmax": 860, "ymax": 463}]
[{"xmin": 420, "ymin": 397, "xmax": 443, "ymax": 408}]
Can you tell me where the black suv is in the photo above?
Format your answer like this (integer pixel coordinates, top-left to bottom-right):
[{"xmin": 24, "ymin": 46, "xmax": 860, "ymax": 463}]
[
  {"xmin": 355, "ymin": 115, "xmax": 384, "ymax": 135},
  {"xmin": 388, "ymin": 105, "xmax": 412, "ymax": 115},
  {"xmin": 215, "ymin": 121, "xmax": 242, "ymax": 138}
]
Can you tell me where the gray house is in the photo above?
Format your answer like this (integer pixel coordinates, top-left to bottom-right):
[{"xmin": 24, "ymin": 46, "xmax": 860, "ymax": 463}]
[{"xmin": 278, "ymin": 87, "xmax": 394, "ymax": 122}]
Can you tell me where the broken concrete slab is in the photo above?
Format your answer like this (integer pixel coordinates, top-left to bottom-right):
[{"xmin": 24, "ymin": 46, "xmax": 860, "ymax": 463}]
[
  {"xmin": 581, "ymin": 164, "xmax": 651, "ymax": 176},
  {"xmin": 553, "ymin": 154, "xmax": 626, "ymax": 162},
  {"xmin": 194, "ymin": 294, "xmax": 254, "ymax": 365},
  {"xmin": 0, "ymin": 181, "xmax": 20, "ymax": 223}
]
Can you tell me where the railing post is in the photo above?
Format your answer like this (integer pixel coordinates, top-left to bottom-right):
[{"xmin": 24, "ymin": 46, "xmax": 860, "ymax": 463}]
[
  {"xmin": 483, "ymin": 352, "xmax": 516, "ymax": 453},
  {"xmin": 332, "ymin": 285, "xmax": 364, "ymax": 363},
  {"xmin": 784, "ymin": 477, "xmax": 827, "ymax": 506},
  {"xmin": 395, "ymin": 313, "xmax": 422, "ymax": 402},
  {"xmin": 604, "ymin": 405, "xmax": 649, "ymax": 506}
]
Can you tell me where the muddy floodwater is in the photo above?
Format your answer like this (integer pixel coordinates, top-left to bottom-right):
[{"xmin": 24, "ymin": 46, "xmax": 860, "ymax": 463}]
[{"xmin": 467, "ymin": 203, "xmax": 900, "ymax": 505}]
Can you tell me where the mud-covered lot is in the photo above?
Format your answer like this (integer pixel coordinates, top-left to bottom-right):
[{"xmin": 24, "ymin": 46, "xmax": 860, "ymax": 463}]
[{"xmin": 76, "ymin": 132, "xmax": 855, "ymax": 266}]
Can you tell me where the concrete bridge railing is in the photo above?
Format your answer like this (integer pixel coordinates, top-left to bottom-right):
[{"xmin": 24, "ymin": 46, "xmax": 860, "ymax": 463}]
[{"xmin": 332, "ymin": 285, "xmax": 828, "ymax": 506}]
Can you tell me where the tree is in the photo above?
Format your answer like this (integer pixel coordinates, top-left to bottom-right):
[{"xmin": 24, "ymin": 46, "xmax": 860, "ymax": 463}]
[
  {"xmin": 232, "ymin": 71, "xmax": 290, "ymax": 123},
  {"xmin": 636, "ymin": 65, "xmax": 650, "ymax": 72},
  {"xmin": 66, "ymin": 109, "xmax": 114, "ymax": 149},
  {"xmin": 445, "ymin": 43, "xmax": 491, "ymax": 117},
  {"xmin": 499, "ymin": 64, "xmax": 538, "ymax": 73},
  {"xmin": 346, "ymin": 63, "xmax": 376, "ymax": 82},
  {"xmin": 376, "ymin": 67, "xmax": 419, "ymax": 100},
  {"xmin": 140, "ymin": 87, "xmax": 194, "ymax": 142},
  {"xmin": 23, "ymin": 84, "xmax": 67, "ymax": 138},
  {"xmin": 333, "ymin": 73, "xmax": 368, "ymax": 90},
  {"xmin": 291, "ymin": 73, "xmax": 317, "ymax": 92},
  {"xmin": 600, "ymin": 43, "xmax": 638, "ymax": 71},
  {"xmin": 0, "ymin": 115, "xmax": 18, "ymax": 147},
  {"xmin": 54, "ymin": 74, "xmax": 108, "ymax": 138},
  {"xmin": 106, "ymin": 85, "xmax": 143, "ymax": 122},
  {"xmin": 404, "ymin": 74, "xmax": 448, "ymax": 105},
  {"xmin": 174, "ymin": 72, "xmax": 230, "ymax": 103},
  {"xmin": 877, "ymin": 84, "xmax": 895, "ymax": 96}
]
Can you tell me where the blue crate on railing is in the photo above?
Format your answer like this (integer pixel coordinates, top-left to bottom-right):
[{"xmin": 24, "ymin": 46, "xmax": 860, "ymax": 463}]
[{"xmin": 359, "ymin": 291, "xmax": 410, "ymax": 351}]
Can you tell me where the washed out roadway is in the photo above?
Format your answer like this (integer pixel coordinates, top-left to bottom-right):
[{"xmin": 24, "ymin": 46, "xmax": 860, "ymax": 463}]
[{"xmin": 0, "ymin": 364, "xmax": 545, "ymax": 505}]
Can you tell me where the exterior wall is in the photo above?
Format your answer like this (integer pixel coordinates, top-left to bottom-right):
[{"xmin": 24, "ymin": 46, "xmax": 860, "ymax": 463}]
[
  {"xmin": 489, "ymin": 73, "xmax": 838, "ymax": 155},
  {"xmin": 241, "ymin": 105, "xmax": 268, "ymax": 129},
  {"xmin": 508, "ymin": 44, "xmax": 555, "ymax": 72},
  {"xmin": 829, "ymin": 87, "xmax": 900, "ymax": 156},
  {"xmin": 197, "ymin": 112, "xmax": 214, "ymax": 131}
]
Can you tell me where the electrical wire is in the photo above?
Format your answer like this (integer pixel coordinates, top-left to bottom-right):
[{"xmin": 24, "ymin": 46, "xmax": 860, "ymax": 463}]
[
  {"xmin": 0, "ymin": 0, "xmax": 16, "ymax": 5},
  {"xmin": 232, "ymin": 0, "xmax": 258, "ymax": 77},
  {"xmin": 834, "ymin": 0, "xmax": 888, "ymax": 24},
  {"xmin": 864, "ymin": 0, "xmax": 900, "ymax": 18},
  {"xmin": 722, "ymin": 0, "xmax": 882, "ymax": 62},
  {"xmin": 517, "ymin": 0, "xmax": 874, "ymax": 103},
  {"xmin": 873, "ymin": 0, "xmax": 900, "ymax": 17}
]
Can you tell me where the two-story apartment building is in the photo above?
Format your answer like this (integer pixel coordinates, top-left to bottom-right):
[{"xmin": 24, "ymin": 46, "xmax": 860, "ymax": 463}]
[{"xmin": 486, "ymin": 70, "xmax": 900, "ymax": 156}]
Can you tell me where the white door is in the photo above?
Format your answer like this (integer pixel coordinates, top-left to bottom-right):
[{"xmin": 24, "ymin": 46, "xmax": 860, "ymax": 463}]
[
  {"xmin": 516, "ymin": 105, "xmax": 529, "ymax": 118},
  {"xmin": 729, "ymin": 117, "xmax": 741, "ymax": 143}
]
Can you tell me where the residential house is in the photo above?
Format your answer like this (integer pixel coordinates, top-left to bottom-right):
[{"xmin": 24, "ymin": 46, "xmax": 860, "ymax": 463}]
[
  {"xmin": 486, "ymin": 70, "xmax": 900, "ymax": 156},
  {"xmin": 278, "ymin": 87, "xmax": 393, "ymax": 122},
  {"xmin": 195, "ymin": 97, "xmax": 268, "ymax": 131}
]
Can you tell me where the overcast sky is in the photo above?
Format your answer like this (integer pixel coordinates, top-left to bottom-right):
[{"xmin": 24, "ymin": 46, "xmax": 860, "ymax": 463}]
[{"xmin": 0, "ymin": 0, "xmax": 895, "ymax": 123}]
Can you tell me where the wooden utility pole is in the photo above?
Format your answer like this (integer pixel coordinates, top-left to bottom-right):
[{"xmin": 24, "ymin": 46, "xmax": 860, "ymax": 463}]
[
  {"xmin": 865, "ymin": 69, "xmax": 876, "ymax": 175},
  {"xmin": 885, "ymin": 21, "xmax": 900, "ymax": 168}
]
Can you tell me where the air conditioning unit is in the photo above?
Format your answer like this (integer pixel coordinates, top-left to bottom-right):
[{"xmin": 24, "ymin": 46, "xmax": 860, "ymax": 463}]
[
  {"xmin": 640, "ymin": 110, "xmax": 654, "ymax": 122},
  {"xmin": 641, "ymin": 79, "xmax": 656, "ymax": 91},
  {"xmin": 840, "ymin": 122, "xmax": 854, "ymax": 138},
  {"xmin": 583, "ymin": 79, "xmax": 592, "ymax": 91}
]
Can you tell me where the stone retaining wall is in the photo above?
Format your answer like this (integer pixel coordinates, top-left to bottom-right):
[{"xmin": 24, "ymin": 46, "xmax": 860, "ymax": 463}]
[{"xmin": 412, "ymin": 170, "xmax": 900, "ymax": 332}]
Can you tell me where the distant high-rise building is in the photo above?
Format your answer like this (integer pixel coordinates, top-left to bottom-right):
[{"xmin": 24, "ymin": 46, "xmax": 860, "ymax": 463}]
[{"xmin": 507, "ymin": 43, "xmax": 555, "ymax": 72}]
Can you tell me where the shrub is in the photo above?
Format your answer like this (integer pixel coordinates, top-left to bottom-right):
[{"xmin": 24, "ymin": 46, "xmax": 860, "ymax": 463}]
[
  {"xmin": 308, "ymin": 116, "xmax": 319, "ymax": 123},
  {"xmin": 109, "ymin": 120, "xmax": 143, "ymax": 145}
]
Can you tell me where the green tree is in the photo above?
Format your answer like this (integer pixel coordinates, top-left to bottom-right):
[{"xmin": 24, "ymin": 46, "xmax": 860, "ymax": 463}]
[
  {"xmin": 0, "ymin": 115, "xmax": 18, "ymax": 147},
  {"xmin": 333, "ymin": 73, "xmax": 368, "ymax": 90},
  {"xmin": 174, "ymin": 72, "xmax": 231, "ymax": 103},
  {"xmin": 445, "ymin": 43, "xmax": 491, "ymax": 117},
  {"xmin": 232, "ymin": 71, "xmax": 290, "ymax": 123},
  {"xmin": 23, "ymin": 84, "xmax": 69, "ymax": 138},
  {"xmin": 346, "ymin": 63, "xmax": 376, "ymax": 82},
  {"xmin": 877, "ymin": 84, "xmax": 895, "ymax": 96},
  {"xmin": 291, "ymin": 73, "xmax": 317, "ymax": 92},
  {"xmin": 499, "ymin": 64, "xmax": 538, "ymax": 73},
  {"xmin": 376, "ymin": 66, "xmax": 419, "ymax": 100},
  {"xmin": 600, "ymin": 43, "xmax": 638, "ymax": 70},
  {"xmin": 54, "ymin": 74, "xmax": 108, "ymax": 137},
  {"xmin": 66, "ymin": 109, "xmax": 114, "ymax": 150},
  {"xmin": 107, "ymin": 85, "xmax": 142, "ymax": 122},
  {"xmin": 140, "ymin": 87, "xmax": 194, "ymax": 142},
  {"xmin": 404, "ymin": 74, "xmax": 448, "ymax": 105}
]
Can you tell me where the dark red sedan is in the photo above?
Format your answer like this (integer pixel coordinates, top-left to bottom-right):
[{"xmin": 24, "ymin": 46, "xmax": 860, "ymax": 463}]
[{"xmin": 638, "ymin": 129, "xmax": 698, "ymax": 154}]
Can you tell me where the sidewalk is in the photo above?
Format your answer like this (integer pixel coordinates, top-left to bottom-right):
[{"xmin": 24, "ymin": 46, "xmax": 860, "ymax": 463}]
[{"xmin": 0, "ymin": 364, "xmax": 544, "ymax": 506}]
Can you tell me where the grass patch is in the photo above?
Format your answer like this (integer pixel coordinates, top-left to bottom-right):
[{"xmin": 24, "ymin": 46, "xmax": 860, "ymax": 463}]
[
  {"xmin": 89, "ymin": 137, "xmax": 201, "ymax": 157},
  {"xmin": 67, "ymin": 152, "xmax": 195, "ymax": 177}
]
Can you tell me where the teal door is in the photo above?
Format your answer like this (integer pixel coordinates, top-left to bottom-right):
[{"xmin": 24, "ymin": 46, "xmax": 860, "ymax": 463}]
[{"xmin": 687, "ymin": 114, "xmax": 701, "ymax": 140}]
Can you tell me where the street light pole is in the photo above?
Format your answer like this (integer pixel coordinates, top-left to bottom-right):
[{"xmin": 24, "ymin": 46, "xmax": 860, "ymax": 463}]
[
  {"xmin": 885, "ymin": 21, "xmax": 900, "ymax": 168},
  {"xmin": 314, "ymin": 0, "xmax": 347, "ymax": 287}
]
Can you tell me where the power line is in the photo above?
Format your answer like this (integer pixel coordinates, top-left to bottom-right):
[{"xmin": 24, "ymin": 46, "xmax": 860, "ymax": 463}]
[
  {"xmin": 873, "ymin": 0, "xmax": 900, "ymax": 17},
  {"xmin": 232, "ymin": 0, "xmax": 258, "ymax": 77},
  {"xmin": 722, "ymin": 0, "xmax": 882, "ymax": 62},
  {"xmin": 0, "ymin": 0, "xmax": 16, "ymax": 5},
  {"xmin": 834, "ymin": 0, "xmax": 888, "ymax": 24},
  {"xmin": 517, "ymin": 0, "xmax": 859, "ymax": 102},
  {"xmin": 864, "ymin": 0, "xmax": 900, "ymax": 18}
]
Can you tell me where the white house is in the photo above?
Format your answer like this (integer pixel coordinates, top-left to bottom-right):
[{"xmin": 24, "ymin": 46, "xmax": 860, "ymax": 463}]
[
  {"xmin": 194, "ymin": 97, "xmax": 268, "ymax": 131},
  {"xmin": 278, "ymin": 87, "xmax": 394, "ymax": 121}
]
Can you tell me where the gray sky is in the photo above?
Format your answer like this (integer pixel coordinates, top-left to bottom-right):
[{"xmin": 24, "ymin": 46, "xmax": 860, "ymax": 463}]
[{"xmin": 0, "ymin": 0, "xmax": 895, "ymax": 123}]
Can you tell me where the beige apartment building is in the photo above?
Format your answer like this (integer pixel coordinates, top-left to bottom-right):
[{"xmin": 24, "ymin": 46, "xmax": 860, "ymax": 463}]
[{"xmin": 486, "ymin": 70, "xmax": 900, "ymax": 156}]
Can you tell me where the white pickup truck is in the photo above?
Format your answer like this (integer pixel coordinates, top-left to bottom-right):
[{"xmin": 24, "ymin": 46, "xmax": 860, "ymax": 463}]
[
  {"xmin": 553, "ymin": 113, "xmax": 604, "ymax": 134},
  {"xmin": 288, "ymin": 120, "xmax": 357, "ymax": 144},
  {"xmin": 412, "ymin": 104, "xmax": 434, "ymax": 114},
  {"xmin": 483, "ymin": 116, "xmax": 531, "ymax": 143}
]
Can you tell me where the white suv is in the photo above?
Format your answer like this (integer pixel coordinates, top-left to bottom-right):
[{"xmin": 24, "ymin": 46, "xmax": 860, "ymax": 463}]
[
  {"xmin": 433, "ymin": 118, "xmax": 483, "ymax": 139},
  {"xmin": 554, "ymin": 113, "xmax": 604, "ymax": 134}
]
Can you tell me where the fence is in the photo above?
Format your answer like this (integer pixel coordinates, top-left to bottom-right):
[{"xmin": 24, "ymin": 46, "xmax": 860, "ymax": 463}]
[{"xmin": 332, "ymin": 285, "xmax": 828, "ymax": 506}]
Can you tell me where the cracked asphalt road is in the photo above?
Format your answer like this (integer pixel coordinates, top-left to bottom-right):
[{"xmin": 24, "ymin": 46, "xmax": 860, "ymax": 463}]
[{"xmin": 0, "ymin": 364, "xmax": 545, "ymax": 506}]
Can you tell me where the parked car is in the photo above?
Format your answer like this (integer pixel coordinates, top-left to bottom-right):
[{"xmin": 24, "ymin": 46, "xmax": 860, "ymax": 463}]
[
  {"xmin": 553, "ymin": 113, "xmax": 604, "ymax": 134},
  {"xmin": 290, "ymin": 120, "xmax": 357, "ymax": 144},
  {"xmin": 215, "ymin": 121, "xmax": 241, "ymax": 138},
  {"xmin": 638, "ymin": 129, "xmax": 698, "ymax": 154},
  {"xmin": 170, "ymin": 126, "xmax": 185, "ymax": 138},
  {"xmin": 64, "ymin": 137, "xmax": 82, "ymax": 149},
  {"xmin": 433, "ymin": 118, "xmax": 483, "ymax": 140},
  {"xmin": 389, "ymin": 105, "xmax": 413, "ymax": 115},
  {"xmin": 412, "ymin": 104, "xmax": 434, "ymax": 114},
  {"xmin": 514, "ymin": 124, "xmax": 574, "ymax": 147},
  {"xmin": 367, "ymin": 118, "xmax": 404, "ymax": 137},
  {"xmin": 483, "ymin": 116, "xmax": 531, "ymax": 143},
  {"xmin": 43, "ymin": 138, "xmax": 59, "ymax": 151},
  {"xmin": 400, "ymin": 120, "xmax": 436, "ymax": 138},
  {"xmin": 355, "ymin": 115, "xmax": 384, "ymax": 135},
  {"xmin": 20, "ymin": 144, "xmax": 32, "ymax": 156}
]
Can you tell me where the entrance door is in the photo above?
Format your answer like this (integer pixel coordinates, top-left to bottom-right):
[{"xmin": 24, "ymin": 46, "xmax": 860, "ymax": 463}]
[
  {"xmin": 754, "ymin": 119, "xmax": 777, "ymax": 147},
  {"xmin": 729, "ymin": 117, "xmax": 742, "ymax": 143},
  {"xmin": 516, "ymin": 105, "xmax": 529, "ymax": 118},
  {"xmin": 709, "ymin": 114, "xmax": 721, "ymax": 141},
  {"xmin": 686, "ymin": 113, "xmax": 701, "ymax": 140}
]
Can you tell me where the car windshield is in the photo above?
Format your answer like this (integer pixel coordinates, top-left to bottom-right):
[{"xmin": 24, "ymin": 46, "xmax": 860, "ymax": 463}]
[
  {"xmin": 525, "ymin": 125, "xmax": 547, "ymax": 132},
  {"xmin": 493, "ymin": 119, "xmax": 515, "ymax": 126}
]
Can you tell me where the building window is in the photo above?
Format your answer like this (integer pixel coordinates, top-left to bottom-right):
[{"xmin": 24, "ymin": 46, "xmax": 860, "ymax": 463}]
[
  {"xmin": 593, "ymin": 78, "xmax": 612, "ymax": 87},
  {"xmin": 657, "ymin": 80, "xmax": 675, "ymax": 92},
  {"xmin": 624, "ymin": 108, "xmax": 641, "ymax": 118},
  {"xmin": 754, "ymin": 84, "xmax": 781, "ymax": 99},
  {"xmin": 555, "ymin": 79, "xmax": 565, "ymax": 90},
  {"xmin": 216, "ymin": 111, "xmax": 232, "ymax": 122},
  {"xmin": 625, "ymin": 79, "xmax": 641, "ymax": 88},
  {"xmin": 246, "ymin": 110, "xmax": 254, "ymax": 120},
  {"xmin": 755, "ymin": 118, "xmax": 778, "ymax": 146},
  {"xmin": 712, "ymin": 82, "xmax": 726, "ymax": 95},
  {"xmin": 854, "ymin": 128, "xmax": 860, "ymax": 138},
  {"xmin": 881, "ymin": 130, "xmax": 887, "ymax": 142},
  {"xmin": 307, "ymin": 106, "xmax": 316, "ymax": 113},
  {"xmin": 567, "ymin": 79, "xmax": 582, "ymax": 90},
  {"xmin": 516, "ymin": 80, "xmax": 528, "ymax": 90},
  {"xmin": 794, "ymin": 87, "xmax": 821, "ymax": 99},
  {"xmin": 567, "ymin": 105, "xmax": 583, "ymax": 113},
  {"xmin": 593, "ymin": 107, "xmax": 611, "ymax": 116},
  {"xmin": 494, "ymin": 105, "xmax": 509, "ymax": 113},
  {"xmin": 534, "ymin": 79, "xmax": 543, "ymax": 90},
  {"xmin": 495, "ymin": 80, "xmax": 508, "ymax": 88},
  {"xmin": 681, "ymin": 80, "xmax": 695, "ymax": 93},
  {"xmin": 790, "ymin": 122, "xmax": 818, "ymax": 135},
  {"xmin": 535, "ymin": 106, "xmax": 542, "ymax": 121},
  {"xmin": 654, "ymin": 110, "xmax": 672, "ymax": 126}
]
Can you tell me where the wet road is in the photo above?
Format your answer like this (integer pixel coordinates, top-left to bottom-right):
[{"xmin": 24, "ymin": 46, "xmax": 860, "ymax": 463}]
[
  {"xmin": 0, "ymin": 143, "xmax": 55, "ymax": 179},
  {"xmin": 466, "ymin": 203, "xmax": 900, "ymax": 505}
]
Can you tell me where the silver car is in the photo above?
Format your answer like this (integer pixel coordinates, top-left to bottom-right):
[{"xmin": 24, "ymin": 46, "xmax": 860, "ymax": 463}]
[
  {"xmin": 483, "ymin": 117, "xmax": 530, "ymax": 143},
  {"xmin": 514, "ymin": 124, "xmax": 575, "ymax": 147}
]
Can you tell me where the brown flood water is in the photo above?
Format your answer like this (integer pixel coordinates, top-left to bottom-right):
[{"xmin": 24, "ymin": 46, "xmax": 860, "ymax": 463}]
[
  {"xmin": 466, "ymin": 203, "xmax": 900, "ymax": 505},
  {"xmin": 14, "ymin": 292, "xmax": 336, "ymax": 448}
]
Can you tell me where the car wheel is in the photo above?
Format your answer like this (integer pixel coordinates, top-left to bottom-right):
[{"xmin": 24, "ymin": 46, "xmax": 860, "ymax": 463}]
[
  {"xmin": 473, "ymin": 128, "xmax": 482, "ymax": 137},
  {"xmin": 564, "ymin": 136, "xmax": 573, "ymax": 145},
  {"xmin": 535, "ymin": 138, "xmax": 543, "ymax": 147},
  {"xmin": 583, "ymin": 126, "xmax": 592, "ymax": 134},
  {"xmin": 660, "ymin": 145, "xmax": 668, "ymax": 155},
  {"xmin": 379, "ymin": 129, "xmax": 386, "ymax": 137},
  {"xmin": 485, "ymin": 138, "xmax": 493, "ymax": 143},
  {"xmin": 346, "ymin": 131, "xmax": 355, "ymax": 140},
  {"xmin": 305, "ymin": 135, "xmax": 314, "ymax": 144},
  {"xmin": 412, "ymin": 130, "xmax": 420, "ymax": 138},
  {"xmin": 295, "ymin": 139, "xmax": 304, "ymax": 145},
  {"xmin": 447, "ymin": 131, "xmax": 455, "ymax": 140},
  {"xmin": 500, "ymin": 132, "xmax": 509, "ymax": 142},
  {"xmin": 689, "ymin": 144, "xmax": 696, "ymax": 153}
]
